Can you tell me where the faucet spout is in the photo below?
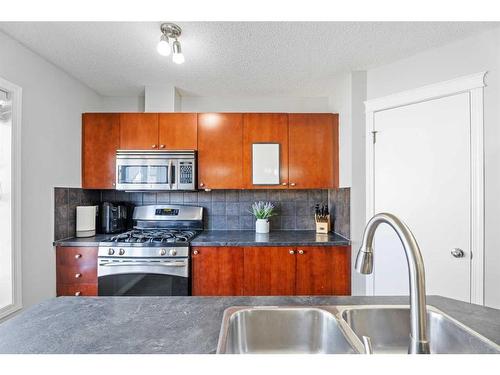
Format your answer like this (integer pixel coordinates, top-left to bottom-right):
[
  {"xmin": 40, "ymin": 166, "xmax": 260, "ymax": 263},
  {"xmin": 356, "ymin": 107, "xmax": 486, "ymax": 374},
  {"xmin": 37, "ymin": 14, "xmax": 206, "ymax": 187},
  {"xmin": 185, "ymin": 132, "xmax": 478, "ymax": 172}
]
[{"xmin": 356, "ymin": 213, "xmax": 430, "ymax": 354}]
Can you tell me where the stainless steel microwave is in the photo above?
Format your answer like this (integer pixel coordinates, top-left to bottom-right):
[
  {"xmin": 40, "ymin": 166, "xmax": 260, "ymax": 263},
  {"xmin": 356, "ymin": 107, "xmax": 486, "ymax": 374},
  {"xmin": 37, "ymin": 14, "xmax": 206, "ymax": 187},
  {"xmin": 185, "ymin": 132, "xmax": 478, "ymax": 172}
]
[{"xmin": 115, "ymin": 150, "xmax": 196, "ymax": 191}]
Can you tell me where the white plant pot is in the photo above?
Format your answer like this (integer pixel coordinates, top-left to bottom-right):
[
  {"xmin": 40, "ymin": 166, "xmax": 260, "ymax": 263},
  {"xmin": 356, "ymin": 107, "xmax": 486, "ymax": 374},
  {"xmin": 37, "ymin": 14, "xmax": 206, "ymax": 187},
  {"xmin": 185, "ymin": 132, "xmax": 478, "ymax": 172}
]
[{"xmin": 255, "ymin": 219, "xmax": 270, "ymax": 233}]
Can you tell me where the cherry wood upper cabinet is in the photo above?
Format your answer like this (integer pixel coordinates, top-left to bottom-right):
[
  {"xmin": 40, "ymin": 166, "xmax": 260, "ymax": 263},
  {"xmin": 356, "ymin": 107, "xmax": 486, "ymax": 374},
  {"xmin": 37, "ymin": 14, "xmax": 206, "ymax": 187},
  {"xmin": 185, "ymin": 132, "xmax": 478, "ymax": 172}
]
[
  {"xmin": 288, "ymin": 113, "xmax": 339, "ymax": 189},
  {"xmin": 295, "ymin": 246, "xmax": 351, "ymax": 296},
  {"xmin": 119, "ymin": 113, "xmax": 159, "ymax": 150},
  {"xmin": 191, "ymin": 247, "xmax": 244, "ymax": 296},
  {"xmin": 243, "ymin": 113, "xmax": 289, "ymax": 189},
  {"xmin": 82, "ymin": 113, "xmax": 120, "ymax": 189},
  {"xmin": 158, "ymin": 113, "xmax": 198, "ymax": 150},
  {"xmin": 197, "ymin": 113, "xmax": 243, "ymax": 189},
  {"xmin": 243, "ymin": 247, "xmax": 296, "ymax": 295}
]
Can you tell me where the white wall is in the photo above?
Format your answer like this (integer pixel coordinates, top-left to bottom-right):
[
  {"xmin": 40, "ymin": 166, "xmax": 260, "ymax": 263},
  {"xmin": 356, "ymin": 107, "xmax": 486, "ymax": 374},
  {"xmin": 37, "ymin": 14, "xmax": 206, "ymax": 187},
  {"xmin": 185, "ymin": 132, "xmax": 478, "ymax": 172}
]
[
  {"xmin": 0, "ymin": 31, "xmax": 102, "ymax": 310},
  {"xmin": 180, "ymin": 96, "xmax": 330, "ymax": 113},
  {"xmin": 327, "ymin": 72, "xmax": 366, "ymax": 294},
  {"xmin": 328, "ymin": 73, "xmax": 352, "ymax": 188},
  {"xmin": 100, "ymin": 96, "xmax": 144, "ymax": 112},
  {"xmin": 365, "ymin": 27, "xmax": 500, "ymax": 308}
]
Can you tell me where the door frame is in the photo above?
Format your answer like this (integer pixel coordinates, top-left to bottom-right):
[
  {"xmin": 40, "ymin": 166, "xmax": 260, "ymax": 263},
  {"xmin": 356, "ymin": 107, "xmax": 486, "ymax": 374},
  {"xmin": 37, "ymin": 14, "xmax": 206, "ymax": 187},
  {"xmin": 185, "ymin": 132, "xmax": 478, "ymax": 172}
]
[
  {"xmin": 364, "ymin": 71, "xmax": 487, "ymax": 305},
  {"xmin": 0, "ymin": 76, "xmax": 22, "ymax": 320}
]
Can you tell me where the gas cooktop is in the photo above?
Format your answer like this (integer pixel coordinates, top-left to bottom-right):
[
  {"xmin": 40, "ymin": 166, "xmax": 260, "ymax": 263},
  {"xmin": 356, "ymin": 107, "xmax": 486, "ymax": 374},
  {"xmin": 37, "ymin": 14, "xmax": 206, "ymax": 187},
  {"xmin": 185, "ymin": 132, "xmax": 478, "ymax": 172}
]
[{"xmin": 102, "ymin": 229, "xmax": 199, "ymax": 245}]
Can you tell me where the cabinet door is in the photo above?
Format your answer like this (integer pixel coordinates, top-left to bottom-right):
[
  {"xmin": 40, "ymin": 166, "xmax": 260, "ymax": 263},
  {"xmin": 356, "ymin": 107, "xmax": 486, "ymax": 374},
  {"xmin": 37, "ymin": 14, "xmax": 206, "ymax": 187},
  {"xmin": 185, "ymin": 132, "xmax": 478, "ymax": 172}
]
[
  {"xmin": 191, "ymin": 247, "xmax": 244, "ymax": 296},
  {"xmin": 119, "ymin": 113, "xmax": 159, "ymax": 150},
  {"xmin": 197, "ymin": 113, "xmax": 243, "ymax": 189},
  {"xmin": 158, "ymin": 113, "xmax": 198, "ymax": 150},
  {"xmin": 295, "ymin": 246, "xmax": 351, "ymax": 295},
  {"xmin": 243, "ymin": 113, "xmax": 289, "ymax": 189},
  {"xmin": 243, "ymin": 247, "xmax": 296, "ymax": 295},
  {"xmin": 288, "ymin": 114, "xmax": 339, "ymax": 189},
  {"xmin": 56, "ymin": 246, "xmax": 98, "ymax": 296},
  {"xmin": 82, "ymin": 113, "xmax": 120, "ymax": 189}
]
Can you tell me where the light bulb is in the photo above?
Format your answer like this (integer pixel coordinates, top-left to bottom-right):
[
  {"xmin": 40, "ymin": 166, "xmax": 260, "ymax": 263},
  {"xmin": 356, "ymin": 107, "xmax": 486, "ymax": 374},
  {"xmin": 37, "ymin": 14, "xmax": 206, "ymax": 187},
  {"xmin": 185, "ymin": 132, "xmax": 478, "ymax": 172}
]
[
  {"xmin": 172, "ymin": 52, "xmax": 185, "ymax": 64},
  {"xmin": 172, "ymin": 40, "xmax": 185, "ymax": 64},
  {"xmin": 157, "ymin": 35, "xmax": 171, "ymax": 56}
]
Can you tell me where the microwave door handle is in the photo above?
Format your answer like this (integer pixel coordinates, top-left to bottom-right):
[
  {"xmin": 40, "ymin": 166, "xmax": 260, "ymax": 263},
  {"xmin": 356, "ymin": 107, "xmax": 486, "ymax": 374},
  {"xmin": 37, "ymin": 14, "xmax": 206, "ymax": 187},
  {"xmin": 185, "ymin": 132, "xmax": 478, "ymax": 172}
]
[{"xmin": 168, "ymin": 160, "xmax": 173, "ymax": 190}]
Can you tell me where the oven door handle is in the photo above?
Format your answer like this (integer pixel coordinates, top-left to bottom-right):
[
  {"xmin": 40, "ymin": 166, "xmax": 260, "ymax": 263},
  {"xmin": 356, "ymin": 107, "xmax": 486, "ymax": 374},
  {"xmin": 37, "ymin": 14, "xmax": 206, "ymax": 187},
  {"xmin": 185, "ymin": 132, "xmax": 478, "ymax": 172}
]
[{"xmin": 99, "ymin": 261, "xmax": 187, "ymax": 267}]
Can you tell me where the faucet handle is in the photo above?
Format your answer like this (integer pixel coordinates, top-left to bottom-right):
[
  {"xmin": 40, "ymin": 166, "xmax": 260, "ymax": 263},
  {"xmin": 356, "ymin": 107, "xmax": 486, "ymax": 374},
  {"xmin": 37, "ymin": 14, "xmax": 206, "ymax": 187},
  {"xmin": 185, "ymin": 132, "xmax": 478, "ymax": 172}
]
[{"xmin": 362, "ymin": 336, "xmax": 373, "ymax": 354}]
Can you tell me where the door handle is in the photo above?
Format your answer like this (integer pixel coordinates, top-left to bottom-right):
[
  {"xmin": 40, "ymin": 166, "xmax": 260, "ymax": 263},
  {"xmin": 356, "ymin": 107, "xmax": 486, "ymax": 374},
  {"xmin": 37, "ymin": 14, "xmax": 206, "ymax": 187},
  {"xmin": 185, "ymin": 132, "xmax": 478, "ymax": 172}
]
[
  {"xmin": 451, "ymin": 248, "xmax": 465, "ymax": 258},
  {"xmin": 168, "ymin": 160, "xmax": 173, "ymax": 190}
]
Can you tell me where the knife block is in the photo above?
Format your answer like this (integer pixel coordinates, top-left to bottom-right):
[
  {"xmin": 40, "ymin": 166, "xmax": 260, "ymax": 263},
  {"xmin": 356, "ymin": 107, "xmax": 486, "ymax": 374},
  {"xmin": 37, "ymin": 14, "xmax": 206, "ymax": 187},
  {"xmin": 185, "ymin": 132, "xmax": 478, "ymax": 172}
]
[{"xmin": 315, "ymin": 216, "xmax": 331, "ymax": 234}]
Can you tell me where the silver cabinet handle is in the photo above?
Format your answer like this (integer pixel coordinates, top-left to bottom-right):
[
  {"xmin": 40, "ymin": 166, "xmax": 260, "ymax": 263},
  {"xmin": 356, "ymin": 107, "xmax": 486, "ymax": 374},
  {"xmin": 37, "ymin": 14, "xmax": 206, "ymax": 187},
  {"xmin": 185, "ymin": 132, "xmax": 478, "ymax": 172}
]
[
  {"xmin": 152, "ymin": 144, "xmax": 157, "ymax": 149},
  {"xmin": 289, "ymin": 250, "xmax": 295, "ymax": 255},
  {"xmin": 75, "ymin": 273, "xmax": 82, "ymax": 278},
  {"xmin": 193, "ymin": 250, "xmax": 199, "ymax": 255},
  {"xmin": 160, "ymin": 144, "xmax": 165, "ymax": 149},
  {"xmin": 290, "ymin": 182, "xmax": 296, "ymax": 187},
  {"xmin": 74, "ymin": 291, "xmax": 81, "ymax": 296},
  {"xmin": 298, "ymin": 250, "xmax": 304, "ymax": 255},
  {"xmin": 281, "ymin": 182, "xmax": 287, "ymax": 186},
  {"xmin": 74, "ymin": 254, "xmax": 82, "ymax": 259},
  {"xmin": 451, "ymin": 248, "xmax": 465, "ymax": 258}
]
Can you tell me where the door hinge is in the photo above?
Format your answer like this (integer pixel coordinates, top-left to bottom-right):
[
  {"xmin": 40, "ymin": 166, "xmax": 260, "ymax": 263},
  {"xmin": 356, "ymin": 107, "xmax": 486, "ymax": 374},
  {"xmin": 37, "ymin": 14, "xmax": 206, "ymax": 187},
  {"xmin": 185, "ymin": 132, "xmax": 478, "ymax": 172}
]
[{"xmin": 371, "ymin": 131, "xmax": 378, "ymax": 144}]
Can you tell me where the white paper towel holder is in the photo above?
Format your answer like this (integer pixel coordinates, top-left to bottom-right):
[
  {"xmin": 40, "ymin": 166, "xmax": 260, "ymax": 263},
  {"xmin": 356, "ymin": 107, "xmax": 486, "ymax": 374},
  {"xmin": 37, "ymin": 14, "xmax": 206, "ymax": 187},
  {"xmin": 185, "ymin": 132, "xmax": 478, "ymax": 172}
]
[{"xmin": 76, "ymin": 205, "xmax": 97, "ymax": 238}]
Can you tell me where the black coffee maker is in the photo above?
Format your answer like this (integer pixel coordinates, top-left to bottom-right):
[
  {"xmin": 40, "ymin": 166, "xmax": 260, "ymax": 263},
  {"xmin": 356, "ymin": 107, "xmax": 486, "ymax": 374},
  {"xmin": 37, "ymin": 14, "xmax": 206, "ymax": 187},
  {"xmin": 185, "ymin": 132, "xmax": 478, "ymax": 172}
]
[{"xmin": 101, "ymin": 202, "xmax": 128, "ymax": 234}]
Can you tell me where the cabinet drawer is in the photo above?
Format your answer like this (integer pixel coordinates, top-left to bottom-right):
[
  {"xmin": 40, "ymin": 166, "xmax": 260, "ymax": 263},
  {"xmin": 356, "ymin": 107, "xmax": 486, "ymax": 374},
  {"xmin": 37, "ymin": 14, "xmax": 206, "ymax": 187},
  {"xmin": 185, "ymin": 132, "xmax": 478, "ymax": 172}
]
[
  {"xmin": 57, "ymin": 284, "xmax": 97, "ymax": 297},
  {"xmin": 56, "ymin": 247, "xmax": 97, "ymax": 266},
  {"xmin": 57, "ymin": 264, "xmax": 97, "ymax": 285}
]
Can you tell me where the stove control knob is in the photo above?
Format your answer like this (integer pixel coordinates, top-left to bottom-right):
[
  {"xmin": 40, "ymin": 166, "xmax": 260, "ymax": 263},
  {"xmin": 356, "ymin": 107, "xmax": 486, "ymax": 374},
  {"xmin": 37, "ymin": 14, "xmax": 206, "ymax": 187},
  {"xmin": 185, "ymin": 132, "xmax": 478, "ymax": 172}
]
[
  {"xmin": 119, "ymin": 248, "xmax": 125, "ymax": 256},
  {"xmin": 160, "ymin": 249, "xmax": 167, "ymax": 256},
  {"xmin": 108, "ymin": 248, "xmax": 115, "ymax": 255},
  {"xmin": 169, "ymin": 249, "xmax": 177, "ymax": 256}
]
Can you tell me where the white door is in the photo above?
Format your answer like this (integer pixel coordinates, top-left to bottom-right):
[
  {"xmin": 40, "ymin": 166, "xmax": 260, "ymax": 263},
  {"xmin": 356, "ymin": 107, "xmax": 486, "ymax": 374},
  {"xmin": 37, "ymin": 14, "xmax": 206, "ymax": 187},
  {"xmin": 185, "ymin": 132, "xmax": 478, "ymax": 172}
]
[{"xmin": 372, "ymin": 92, "xmax": 471, "ymax": 302}]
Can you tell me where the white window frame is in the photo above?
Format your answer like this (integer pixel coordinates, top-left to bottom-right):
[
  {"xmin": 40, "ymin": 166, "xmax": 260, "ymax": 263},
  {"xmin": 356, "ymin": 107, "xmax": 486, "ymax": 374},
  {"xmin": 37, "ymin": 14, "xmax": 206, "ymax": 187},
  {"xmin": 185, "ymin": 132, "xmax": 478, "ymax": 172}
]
[
  {"xmin": 364, "ymin": 72, "xmax": 486, "ymax": 305},
  {"xmin": 0, "ymin": 76, "xmax": 22, "ymax": 320}
]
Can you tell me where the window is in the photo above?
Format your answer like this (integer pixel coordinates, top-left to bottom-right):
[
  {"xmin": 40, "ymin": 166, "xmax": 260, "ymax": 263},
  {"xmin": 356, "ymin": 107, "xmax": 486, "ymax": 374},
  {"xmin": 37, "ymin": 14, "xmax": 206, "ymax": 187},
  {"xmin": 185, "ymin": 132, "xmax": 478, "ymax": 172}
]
[{"xmin": 0, "ymin": 77, "xmax": 21, "ymax": 319}]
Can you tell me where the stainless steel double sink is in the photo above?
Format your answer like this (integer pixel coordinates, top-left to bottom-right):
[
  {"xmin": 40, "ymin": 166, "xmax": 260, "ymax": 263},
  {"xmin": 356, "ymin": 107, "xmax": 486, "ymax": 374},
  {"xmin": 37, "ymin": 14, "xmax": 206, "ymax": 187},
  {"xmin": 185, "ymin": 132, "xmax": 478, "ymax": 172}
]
[{"xmin": 216, "ymin": 305, "xmax": 500, "ymax": 354}]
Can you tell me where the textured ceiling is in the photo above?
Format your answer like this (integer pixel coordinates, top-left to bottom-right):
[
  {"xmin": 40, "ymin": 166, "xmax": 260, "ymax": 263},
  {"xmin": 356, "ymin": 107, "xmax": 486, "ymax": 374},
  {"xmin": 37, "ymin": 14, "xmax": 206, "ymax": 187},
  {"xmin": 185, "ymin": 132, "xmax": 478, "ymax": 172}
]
[{"xmin": 0, "ymin": 22, "xmax": 497, "ymax": 97}]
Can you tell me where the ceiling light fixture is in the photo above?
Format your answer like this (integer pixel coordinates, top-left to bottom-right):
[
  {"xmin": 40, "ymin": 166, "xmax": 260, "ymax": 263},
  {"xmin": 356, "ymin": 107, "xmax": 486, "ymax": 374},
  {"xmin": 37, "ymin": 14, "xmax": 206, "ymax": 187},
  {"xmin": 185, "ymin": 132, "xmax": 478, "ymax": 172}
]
[{"xmin": 157, "ymin": 23, "xmax": 184, "ymax": 64}]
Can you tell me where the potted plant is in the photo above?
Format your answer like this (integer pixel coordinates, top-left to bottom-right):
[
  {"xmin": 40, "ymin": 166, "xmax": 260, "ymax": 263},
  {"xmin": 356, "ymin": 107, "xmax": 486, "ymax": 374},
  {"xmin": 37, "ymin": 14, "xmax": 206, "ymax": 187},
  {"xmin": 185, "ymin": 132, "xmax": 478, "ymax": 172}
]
[{"xmin": 249, "ymin": 201, "xmax": 276, "ymax": 233}]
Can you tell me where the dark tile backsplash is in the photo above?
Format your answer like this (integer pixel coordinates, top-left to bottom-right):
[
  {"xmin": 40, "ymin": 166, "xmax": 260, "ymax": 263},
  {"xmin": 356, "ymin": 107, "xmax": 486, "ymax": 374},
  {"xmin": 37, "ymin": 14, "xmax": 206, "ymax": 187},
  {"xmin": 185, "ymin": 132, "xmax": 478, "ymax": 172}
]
[
  {"xmin": 329, "ymin": 187, "xmax": 350, "ymax": 239},
  {"xmin": 54, "ymin": 187, "xmax": 350, "ymax": 241},
  {"xmin": 54, "ymin": 187, "xmax": 100, "ymax": 241}
]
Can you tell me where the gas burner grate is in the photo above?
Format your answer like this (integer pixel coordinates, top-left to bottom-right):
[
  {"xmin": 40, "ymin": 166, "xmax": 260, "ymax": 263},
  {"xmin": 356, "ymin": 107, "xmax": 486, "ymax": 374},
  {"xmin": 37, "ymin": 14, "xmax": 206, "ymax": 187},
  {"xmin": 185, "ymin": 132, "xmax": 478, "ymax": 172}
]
[{"xmin": 109, "ymin": 229, "xmax": 198, "ymax": 244}]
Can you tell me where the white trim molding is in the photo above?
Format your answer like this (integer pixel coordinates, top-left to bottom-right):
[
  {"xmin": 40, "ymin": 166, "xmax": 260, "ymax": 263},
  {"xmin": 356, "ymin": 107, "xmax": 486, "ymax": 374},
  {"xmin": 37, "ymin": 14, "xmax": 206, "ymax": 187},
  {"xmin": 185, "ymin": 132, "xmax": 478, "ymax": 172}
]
[
  {"xmin": 0, "ymin": 76, "xmax": 22, "ymax": 320},
  {"xmin": 364, "ymin": 71, "xmax": 487, "ymax": 305}
]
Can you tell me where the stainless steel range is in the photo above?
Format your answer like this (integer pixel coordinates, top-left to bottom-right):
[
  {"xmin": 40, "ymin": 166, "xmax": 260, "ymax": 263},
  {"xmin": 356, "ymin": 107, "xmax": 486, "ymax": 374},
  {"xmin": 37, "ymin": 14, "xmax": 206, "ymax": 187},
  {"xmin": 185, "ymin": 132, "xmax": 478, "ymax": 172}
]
[{"xmin": 97, "ymin": 204, "xmax": 203, "ymax": 296}]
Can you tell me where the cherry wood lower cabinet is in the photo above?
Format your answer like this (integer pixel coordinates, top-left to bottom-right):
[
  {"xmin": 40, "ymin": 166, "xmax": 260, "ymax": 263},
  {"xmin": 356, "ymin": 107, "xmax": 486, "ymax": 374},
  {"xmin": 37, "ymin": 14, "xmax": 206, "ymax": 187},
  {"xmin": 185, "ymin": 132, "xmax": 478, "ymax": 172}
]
[
  {"xmin": 295, "ymin": 246, "xmax": 351, "ymax": 295},
  {"xmin": 243, "ymin": 246, "xmax": 296, "ymax": 295},
  {"xmin": 191, "ymin": 247, "xmax": 244, "ymax": 296},
  {"xmin": 190, "ymin": 245, "xmax": 351, "ymax": 296},
  {"xmin": 56, "ymin": 246, "xmax": 98, "ymax": 297}
]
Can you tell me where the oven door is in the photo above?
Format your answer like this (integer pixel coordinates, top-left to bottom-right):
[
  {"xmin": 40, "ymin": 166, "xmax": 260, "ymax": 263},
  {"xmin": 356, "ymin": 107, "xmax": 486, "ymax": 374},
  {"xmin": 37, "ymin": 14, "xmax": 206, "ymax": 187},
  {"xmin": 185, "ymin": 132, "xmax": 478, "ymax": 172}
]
[
  {"xmin": 116, "ymin": 158, "xmax": 178, "ymax": 191},
  {"xmin": 98, "ymin": 258, "xmax": 189, "ymax": 296}
]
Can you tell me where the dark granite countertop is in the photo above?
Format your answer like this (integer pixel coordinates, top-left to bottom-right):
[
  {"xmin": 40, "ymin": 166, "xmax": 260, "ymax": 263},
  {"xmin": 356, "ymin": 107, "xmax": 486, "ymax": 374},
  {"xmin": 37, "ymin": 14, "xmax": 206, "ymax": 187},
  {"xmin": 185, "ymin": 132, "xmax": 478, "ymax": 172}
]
[
  {"xmin": 0, "ymin": 295, "xmax": 498, "ymax": 353},
  {"xmin": 191, "ymin": 230, "xmax": 350, "ymax": 247},
  {"xmin": 54, "ymin": 230, "xmax": 350, "ymax": 248},
  {"xmin": 53, "ymin": 234, "xmax": 112, "ymax": 247}
]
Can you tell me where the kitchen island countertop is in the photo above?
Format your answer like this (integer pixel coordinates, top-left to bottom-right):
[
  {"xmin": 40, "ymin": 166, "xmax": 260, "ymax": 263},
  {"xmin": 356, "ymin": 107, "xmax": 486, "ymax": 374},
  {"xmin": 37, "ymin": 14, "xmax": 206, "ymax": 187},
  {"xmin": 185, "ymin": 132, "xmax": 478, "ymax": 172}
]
[{"xmin": 0, "ymin": 295, "xmax": 499, "ymax": 354}]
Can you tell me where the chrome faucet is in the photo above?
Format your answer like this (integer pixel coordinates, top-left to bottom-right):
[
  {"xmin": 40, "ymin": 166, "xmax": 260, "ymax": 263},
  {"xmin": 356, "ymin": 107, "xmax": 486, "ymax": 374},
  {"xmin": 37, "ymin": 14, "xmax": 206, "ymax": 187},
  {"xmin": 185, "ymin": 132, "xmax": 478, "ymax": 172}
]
[{"xmin": 355, "ymin": 213, "xmax": 430, "ymax": 354}]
